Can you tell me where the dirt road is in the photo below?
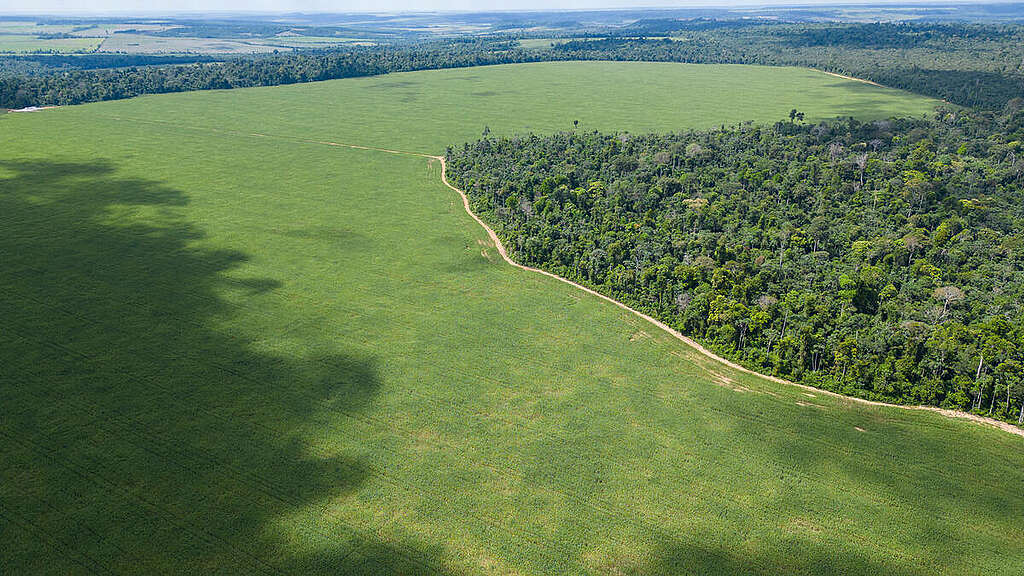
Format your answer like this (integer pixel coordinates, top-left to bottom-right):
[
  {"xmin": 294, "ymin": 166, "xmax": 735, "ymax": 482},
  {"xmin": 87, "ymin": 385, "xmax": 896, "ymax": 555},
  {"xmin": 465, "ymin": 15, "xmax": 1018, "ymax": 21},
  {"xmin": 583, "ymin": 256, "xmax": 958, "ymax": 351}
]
[{"xmin": 434, "ymin": 156, "xmax": 1024, "ymax": 438}]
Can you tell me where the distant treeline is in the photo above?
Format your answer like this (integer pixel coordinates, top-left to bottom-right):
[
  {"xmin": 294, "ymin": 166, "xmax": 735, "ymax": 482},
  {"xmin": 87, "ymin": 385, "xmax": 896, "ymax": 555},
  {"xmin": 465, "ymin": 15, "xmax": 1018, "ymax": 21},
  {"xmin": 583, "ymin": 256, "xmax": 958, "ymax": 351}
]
[
  {"xmin": 447, "ymin": 103, "xmax": 1024, "ymax": 425},
  {"xmin": 2, "ymin": 53, "xmax": 222, "ymax": 74},
  {"xmin": 0, "ymin": 41, "xmax": 539, "ymax": 109},
  {"xmin": 551, "ymin": 32, "xmax": 1024, "ymax": 111},
  {"xmin": 3, "ymin": 22, "xmax": 1024, "ymax": 111}
]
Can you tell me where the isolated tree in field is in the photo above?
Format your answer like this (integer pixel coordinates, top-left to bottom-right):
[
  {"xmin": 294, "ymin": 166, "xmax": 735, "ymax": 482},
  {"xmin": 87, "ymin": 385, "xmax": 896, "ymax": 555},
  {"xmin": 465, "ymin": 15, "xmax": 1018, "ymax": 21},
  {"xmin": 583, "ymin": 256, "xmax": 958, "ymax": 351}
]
[{"xmin": 933, "ymin": 286, "xmax": 965, "ymax": 319}]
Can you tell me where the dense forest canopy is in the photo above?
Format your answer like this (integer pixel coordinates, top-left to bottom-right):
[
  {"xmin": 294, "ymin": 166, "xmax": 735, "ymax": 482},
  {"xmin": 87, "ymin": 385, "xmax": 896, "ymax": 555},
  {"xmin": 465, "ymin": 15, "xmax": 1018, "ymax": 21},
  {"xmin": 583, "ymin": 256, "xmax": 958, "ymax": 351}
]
[
  {"xmin": 0, "ymin": 41, "xmax": 532, "ymax": 109},
  {"xmin": 447, "ymin": 102, "xmax": 1024, "ymax": 425},
  {"xmin": 552, "ymin": 21, "xmax": 1024, "ymax": 111}
]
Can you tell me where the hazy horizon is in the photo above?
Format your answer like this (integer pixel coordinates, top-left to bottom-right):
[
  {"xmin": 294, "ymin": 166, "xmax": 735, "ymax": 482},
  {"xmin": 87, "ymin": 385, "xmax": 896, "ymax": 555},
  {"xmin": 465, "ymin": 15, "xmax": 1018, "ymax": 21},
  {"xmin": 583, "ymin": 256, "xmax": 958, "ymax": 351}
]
[{"xmin": 0, "ymin": 0, "xmax": 994, "ymax": 17}]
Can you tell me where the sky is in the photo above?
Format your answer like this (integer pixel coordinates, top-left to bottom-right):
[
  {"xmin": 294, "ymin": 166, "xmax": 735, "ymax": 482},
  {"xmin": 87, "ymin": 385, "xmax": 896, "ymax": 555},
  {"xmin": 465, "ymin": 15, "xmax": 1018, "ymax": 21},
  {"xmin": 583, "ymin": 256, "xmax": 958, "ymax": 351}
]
[{"xmin": 0, "ymin": 0, "xmax": 955, "ymax": 15}]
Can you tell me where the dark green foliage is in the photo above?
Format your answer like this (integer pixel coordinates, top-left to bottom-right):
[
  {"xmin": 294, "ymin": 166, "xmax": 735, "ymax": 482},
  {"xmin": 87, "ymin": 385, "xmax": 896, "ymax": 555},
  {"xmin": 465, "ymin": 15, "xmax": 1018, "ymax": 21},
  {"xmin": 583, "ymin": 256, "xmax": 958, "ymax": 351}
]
[
  {"xmin": 552, "ymin": 26, "xmax": 1024, "ymax": 111},
  {"xmin": 0, "ymin": 41, "xmax": 540, "ymax": 109},
  {"xmin": 0, "ymin": 54, "xmax": 223, "ymax": 80},
  {"xmin": 781, "ymin": 22, "xmax": 1020, "ymax": 48},
  {"xmin": 10, "ymin": 53, "xmax": 223, "ymax": 71},
  {"xmin": 448, "ymin": 105, "xmax": 1024, "ymax": 424}
]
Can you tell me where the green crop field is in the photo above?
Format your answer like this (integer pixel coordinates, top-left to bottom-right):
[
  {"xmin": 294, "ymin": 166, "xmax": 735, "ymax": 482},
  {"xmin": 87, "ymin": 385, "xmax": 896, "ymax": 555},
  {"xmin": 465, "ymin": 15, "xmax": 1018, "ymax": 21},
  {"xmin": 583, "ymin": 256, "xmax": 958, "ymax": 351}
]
[
  {"xmin": 517, "ymin": 38, "xmax": 561, "ymax": 50},
  {"xmin": 97, "ymin": 33, "xmax": 286, "ymax": 54},
  {"xmin": 1, "ymin": 62, "xmax": 1021, "ymax": 575},
  {"xmin": 0, "ymin": 23, "xmax": 80, "ymax": 35},
  {"xmin": 72, "ymin": 61, "xmax": 940, "ymax": 153},
  {"xmin": 0, "ymin": 34, "xmax": 102, "ymax": 54},
  {"xmin": 252, "ymin": 35, "xmax": 376, "ymax": 48}
]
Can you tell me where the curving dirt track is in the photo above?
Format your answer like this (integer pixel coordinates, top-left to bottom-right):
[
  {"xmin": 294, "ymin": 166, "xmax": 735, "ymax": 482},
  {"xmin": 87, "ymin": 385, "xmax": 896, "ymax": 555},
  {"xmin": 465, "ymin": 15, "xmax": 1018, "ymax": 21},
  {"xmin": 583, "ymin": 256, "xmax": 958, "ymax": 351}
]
[
  {"xmin": 433, "ymin": 155, "xmax": 1024, "ymax": 439},
  {"xmin": 817, "ymin": 70, "xmax": 884, "ymax": 87},
  {"xmin": 87, "ymin": 111, "xmax": 1024, "ymax": 438}
]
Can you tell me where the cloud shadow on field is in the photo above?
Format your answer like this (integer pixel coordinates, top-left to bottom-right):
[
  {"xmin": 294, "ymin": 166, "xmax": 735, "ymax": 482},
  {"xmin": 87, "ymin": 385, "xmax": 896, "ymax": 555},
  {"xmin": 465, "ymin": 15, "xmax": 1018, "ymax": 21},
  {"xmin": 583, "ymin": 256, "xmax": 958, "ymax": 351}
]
[
  {"xmin": 646, "ymin": 536, "xmax": 920, "ymax": 576},
  {"xmin": 713, "ymin": 396, "xmax": 1024, "ymax": 575},
  {"xmin": 0, "ymin": 159, "xmax": 458, "ymax": 574}
]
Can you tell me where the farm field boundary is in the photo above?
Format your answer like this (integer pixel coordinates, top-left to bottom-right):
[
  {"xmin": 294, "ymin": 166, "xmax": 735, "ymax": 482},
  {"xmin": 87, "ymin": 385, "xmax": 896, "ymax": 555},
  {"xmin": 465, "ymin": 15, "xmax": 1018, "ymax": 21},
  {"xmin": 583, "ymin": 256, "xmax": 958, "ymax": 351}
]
[{"xmin": 95, "ymin": 111, "xmax": 1023, "ymax": 438}]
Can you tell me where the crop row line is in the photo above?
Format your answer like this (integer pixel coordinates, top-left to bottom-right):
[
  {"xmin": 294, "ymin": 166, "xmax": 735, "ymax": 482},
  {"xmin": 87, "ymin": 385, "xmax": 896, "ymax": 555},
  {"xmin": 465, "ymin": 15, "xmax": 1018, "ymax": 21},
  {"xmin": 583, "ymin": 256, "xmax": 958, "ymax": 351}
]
[
  {"xmin": 0, "ymin": 502, "xmax": 109, "ymax": 576},
  {"xmin": 4, "ymin": 279, "xmax": 1011, "ymax": 555},
  {"xmin": 5, "ymin": 267, "xmax": 1016, "ymax": 550},
  {"xmin": 4, "ymin": 345, "xmax": 581, "ymax": 574},
  {"xmin": 10, "ymin": 115, "xmax": 1012, "ymax": 562},
  {"xmin": 9, "ymin": 333, "xmax": 757, "ymax": 574},
  {"xmin": 1, "ymin": 378, "xmax": 457, "ymax": 576},
  {"xmin": 2, "ymin": 438, "xmax": 134, "ymax": 566},
  {"xmin": 0, "ymin": 427, "xmax": 283, "ymax": 576}
]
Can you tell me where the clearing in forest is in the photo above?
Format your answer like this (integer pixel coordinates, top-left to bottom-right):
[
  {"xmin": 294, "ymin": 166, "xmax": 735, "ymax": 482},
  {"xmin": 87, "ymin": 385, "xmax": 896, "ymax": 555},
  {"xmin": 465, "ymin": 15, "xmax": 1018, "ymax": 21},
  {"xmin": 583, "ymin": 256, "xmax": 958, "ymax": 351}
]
[{"xmin": 1, "ymin": 62, "xmax": 1021, "ymax": 576}]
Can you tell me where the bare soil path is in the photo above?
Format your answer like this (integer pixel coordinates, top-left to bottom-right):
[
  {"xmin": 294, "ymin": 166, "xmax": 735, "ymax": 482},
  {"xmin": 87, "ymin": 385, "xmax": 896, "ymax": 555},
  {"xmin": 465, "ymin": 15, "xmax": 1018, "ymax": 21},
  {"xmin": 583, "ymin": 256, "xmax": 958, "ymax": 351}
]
[
  {"xmin": 431, "ymin": 155, "xmax": 1023, "ymax": 438},
  {"xmin": 816, "ymin": 70, "xmax": 884, "ymax": 87},
  {"xmin": 91, "ymin": 112, "xmax": 1024, "ymax": 438}
]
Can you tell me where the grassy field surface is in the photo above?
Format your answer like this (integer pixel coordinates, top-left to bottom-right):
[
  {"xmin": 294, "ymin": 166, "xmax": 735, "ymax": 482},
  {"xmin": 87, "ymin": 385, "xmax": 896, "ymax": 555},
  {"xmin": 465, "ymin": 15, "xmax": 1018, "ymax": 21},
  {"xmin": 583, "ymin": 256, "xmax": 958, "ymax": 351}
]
[
  {"xmin": 0, "ymin": 34, "xmax": 102, "ymax": 54},
  {"xmin": 87, "ymin": 61, "xmax": 939, "ymax": 152},
  {"xmin": 517, "ymin": 38, "xmax": 560, "ymax": 50},
  {"xmin": 2, "ymin": 62, "xmax": 1021, "ymax": 575},
  {"xmin": 0, "ymin": 23, "xmax": 80, "ymax": 35},
  {"xmin": 98, "ymin": 33, "xmax": 286, "ymax": 54},
  {"xmin": 252, "ymin": 35, "xmax": 376, "ymax": 48}
]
